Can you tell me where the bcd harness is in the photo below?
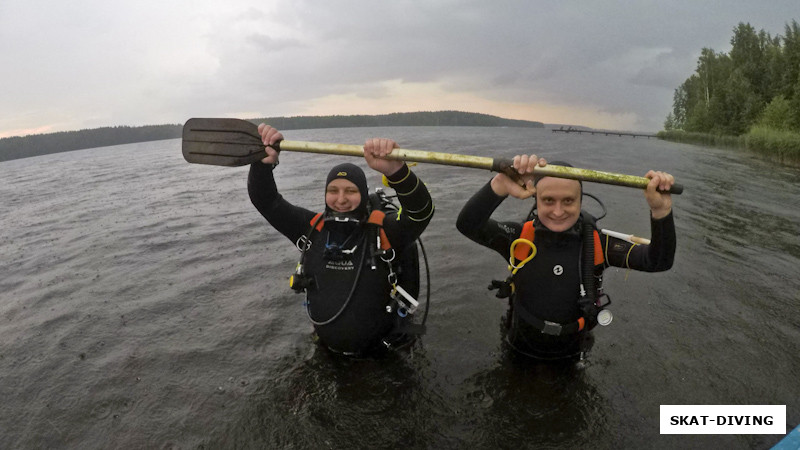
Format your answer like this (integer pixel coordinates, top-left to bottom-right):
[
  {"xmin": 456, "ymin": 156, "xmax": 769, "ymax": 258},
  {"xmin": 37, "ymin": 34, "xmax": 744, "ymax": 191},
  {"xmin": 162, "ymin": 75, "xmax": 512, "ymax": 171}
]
[
  {"xmin": 489, "ymin": 213, "xmax": 612, "ymax": 336},
  {"xmin": 289, "ymin": 199, "xmax": 423, "ymax": 334}
]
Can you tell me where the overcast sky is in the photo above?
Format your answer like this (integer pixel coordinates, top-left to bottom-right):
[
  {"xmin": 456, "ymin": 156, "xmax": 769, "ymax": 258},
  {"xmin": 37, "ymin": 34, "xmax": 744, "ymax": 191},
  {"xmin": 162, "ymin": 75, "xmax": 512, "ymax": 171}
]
[{"xmin": 1, "ymin": 1, "xmax": 797, "ymax": 138}]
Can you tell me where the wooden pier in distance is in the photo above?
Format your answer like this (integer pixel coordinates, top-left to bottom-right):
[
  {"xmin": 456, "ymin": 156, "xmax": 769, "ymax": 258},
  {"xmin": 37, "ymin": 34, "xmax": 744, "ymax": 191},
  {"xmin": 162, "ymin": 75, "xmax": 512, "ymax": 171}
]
[{"xmin": 552, "ymin": 127, "xmax": 657, "ymax": 139}]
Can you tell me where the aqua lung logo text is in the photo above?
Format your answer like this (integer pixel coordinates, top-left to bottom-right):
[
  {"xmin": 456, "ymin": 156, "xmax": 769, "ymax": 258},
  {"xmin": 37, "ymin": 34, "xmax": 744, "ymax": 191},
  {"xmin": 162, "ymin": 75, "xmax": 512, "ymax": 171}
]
[{"xmin": 326, "ymin": 260, "xmax": 354, "ymax": 271}]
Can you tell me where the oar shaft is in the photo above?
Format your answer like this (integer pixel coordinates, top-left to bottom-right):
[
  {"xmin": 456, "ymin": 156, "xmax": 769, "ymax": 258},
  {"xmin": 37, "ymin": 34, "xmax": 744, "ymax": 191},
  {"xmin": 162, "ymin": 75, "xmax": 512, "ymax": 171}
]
[
  {"xmin": 531, "ymin": 165, "xmax": 674, "ymax": 193},
  {"xmin": 275, "ymin": 139, "xmax": 683, "ymax": 194},
  {"xmin": 278, "ymin": 140, "xmax": 496, "ymax": 170}
]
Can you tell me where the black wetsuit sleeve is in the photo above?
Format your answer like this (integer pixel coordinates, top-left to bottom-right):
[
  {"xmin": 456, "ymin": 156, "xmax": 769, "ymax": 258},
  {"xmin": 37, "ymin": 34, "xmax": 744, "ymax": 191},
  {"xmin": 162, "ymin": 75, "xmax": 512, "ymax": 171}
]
[
  {"xmin": 456, "ymin": 180, "xmax": 523, "ymax": 258},
  {"xmin": 603, "ymin": 211, "xmax": 676, "ymax": 272},
  {"xmin": 247, "ymin": 162, "xmax": 316, "ymax": 244},
  {"xmin": 381, "ymin": 164, "xmax": 435, "ymax": 249}
]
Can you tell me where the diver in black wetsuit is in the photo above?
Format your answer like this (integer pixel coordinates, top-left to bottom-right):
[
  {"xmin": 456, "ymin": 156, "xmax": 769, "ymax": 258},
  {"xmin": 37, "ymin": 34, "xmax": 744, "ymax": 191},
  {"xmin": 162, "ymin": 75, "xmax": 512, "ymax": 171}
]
[
  {"xmin": 456, "ymin": 154, "xmax": 676, "ymax": 360},
  {"xmin": 248, "ymin": 125, "xmax": 434, "ymax": 356}
]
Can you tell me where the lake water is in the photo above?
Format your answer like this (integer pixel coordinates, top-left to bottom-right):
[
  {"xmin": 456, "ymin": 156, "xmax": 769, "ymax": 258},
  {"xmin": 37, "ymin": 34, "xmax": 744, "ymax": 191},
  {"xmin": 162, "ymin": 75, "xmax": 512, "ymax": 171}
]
[{"xmin": 2, "ymin": 126, "xmax": 799, "ymax": 449}]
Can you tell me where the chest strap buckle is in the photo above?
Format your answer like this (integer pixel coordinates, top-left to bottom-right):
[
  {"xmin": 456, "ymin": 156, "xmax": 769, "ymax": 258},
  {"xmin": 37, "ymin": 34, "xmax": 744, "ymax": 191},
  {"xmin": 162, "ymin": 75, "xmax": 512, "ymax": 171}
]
[{"xmin": 541, "ymin": 320, "xmax": 563, "ymax": 336}]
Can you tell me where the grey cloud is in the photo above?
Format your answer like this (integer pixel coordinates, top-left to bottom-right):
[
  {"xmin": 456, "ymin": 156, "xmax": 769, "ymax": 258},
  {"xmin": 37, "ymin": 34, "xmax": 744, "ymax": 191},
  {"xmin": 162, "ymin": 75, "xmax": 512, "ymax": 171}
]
[{"xmin": 2, "ymin": 0, "xmax": 798, "ymax": 136}]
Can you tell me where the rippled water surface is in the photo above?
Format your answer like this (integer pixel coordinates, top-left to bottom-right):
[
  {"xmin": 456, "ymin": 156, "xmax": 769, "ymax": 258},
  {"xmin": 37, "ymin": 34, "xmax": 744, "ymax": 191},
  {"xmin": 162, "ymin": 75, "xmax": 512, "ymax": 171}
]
[{"xmin": 2, "ymin": 127, "xmax": 799, "ymax": 449}]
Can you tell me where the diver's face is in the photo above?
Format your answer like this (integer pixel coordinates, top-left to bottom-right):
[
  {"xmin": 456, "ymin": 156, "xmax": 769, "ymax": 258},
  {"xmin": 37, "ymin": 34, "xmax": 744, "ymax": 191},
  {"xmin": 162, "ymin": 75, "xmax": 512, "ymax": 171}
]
[
  {"xmin": 325, "ymin": 179, "xmax": 361, "ymax": 213},
  {"xmin": 535, "ymin": 177, "xmax": 581, "ymax": 232}
]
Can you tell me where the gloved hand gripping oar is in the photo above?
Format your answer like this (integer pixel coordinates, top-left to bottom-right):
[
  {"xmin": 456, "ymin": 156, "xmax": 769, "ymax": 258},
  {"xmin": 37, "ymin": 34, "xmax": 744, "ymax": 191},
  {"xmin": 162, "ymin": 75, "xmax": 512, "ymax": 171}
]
[{"xmin": 182, "ymin": 118, "xmax": 683, "ymax": 194}]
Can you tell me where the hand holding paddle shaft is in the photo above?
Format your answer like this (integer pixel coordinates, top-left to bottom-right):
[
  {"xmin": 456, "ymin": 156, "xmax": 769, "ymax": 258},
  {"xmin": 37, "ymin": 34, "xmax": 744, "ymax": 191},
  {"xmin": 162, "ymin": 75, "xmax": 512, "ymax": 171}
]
[
  {"xmin": 256, "ymin": 123, "xmax": 282, "ymax": 165},
  {"xmin": 182, "ymin": 118, "xmax": 683, "ymax": 194}
]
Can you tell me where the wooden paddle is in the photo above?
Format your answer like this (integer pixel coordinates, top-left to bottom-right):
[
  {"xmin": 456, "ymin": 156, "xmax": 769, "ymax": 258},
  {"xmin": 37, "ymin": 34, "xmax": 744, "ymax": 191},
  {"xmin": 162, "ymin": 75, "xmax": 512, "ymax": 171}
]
[{"xmin": 182, "ymin": 118, "xmax": 683, "ymax": 194}]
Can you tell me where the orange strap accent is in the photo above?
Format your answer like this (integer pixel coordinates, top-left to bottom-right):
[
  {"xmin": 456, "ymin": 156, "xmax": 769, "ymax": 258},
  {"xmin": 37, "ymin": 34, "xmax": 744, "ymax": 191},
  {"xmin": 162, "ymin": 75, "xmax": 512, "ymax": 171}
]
[
  {"xmin": 577, "ymin": 316, "xmax": 585, "ymax": 331},
  {"xmin": 593, "ymin": 230, "xmax": 605, "ymax": 266},
  {"xmin": 514, "ymin": 221, "xmax": 536, "ymax": 261},
  {"xmin": 514, "ymin": 221, "xmax": 604, "ymax": 266},
  {"xmin": 368, "ymin": 210, "xmax": 385, "ymax": 226},
  {"xmin": 379, "ymin": 230, "xmax": 391, "ymax": 250},
  {"xmin": 310, "ymin": 211, "xmax": 392, "ymax": 250},
  {"xmin": 368, "ymin": 210, "xmax": 392, "ymax": 250},
  {"xmin": 310, "ymin": 212, "xmax": 324, "ymax": 231}
]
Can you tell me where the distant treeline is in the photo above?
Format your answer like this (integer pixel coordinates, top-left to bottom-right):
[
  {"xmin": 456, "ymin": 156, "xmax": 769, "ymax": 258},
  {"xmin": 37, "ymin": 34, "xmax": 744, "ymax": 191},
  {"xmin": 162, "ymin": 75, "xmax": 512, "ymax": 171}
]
[
  {"xmin": 254, "ymin": 110, "xmax": 544, "ymax": 130},
  {"xmin": 0, "ymin": 125, "xmax": 182, "ymax": 162},
  {"xmin": 0, "ymin": 111, "xmax": 543, "ymax": 162}
]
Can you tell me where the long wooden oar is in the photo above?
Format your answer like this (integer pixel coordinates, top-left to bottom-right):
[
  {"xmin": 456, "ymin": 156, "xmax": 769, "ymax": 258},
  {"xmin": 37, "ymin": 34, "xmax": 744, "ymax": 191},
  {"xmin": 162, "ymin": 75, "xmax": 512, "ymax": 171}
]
[{"xmin": 182, "ymin": 118, "xmax": 683, "ymax": 194}]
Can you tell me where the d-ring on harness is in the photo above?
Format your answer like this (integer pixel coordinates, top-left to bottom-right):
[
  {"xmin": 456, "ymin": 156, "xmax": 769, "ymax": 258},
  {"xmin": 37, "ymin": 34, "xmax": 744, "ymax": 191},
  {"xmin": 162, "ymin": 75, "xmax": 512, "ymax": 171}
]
[
  {"xmin": 488, "ymin": 222, "xmax": 537, "ymax": 298},
  {"xmin": 509, "ymin": 238, "xmax": 537, "ymax": 273}
]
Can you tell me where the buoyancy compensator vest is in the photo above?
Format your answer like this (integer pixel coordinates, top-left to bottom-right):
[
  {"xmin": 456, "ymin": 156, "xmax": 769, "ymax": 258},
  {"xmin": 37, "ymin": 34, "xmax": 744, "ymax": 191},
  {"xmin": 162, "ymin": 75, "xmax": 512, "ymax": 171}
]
[
  {"xmin": 489, "ymin": 211, "xmax": 612, "ymax": 335},
  {"xmin": 289, "ymin": 188, "xmax": 429, "ymax": 350}
]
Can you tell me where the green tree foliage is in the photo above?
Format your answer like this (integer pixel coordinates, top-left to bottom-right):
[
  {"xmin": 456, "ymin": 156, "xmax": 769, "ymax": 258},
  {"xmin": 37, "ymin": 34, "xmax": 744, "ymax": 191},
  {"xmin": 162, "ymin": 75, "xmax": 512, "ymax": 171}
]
[
  {"xmin": 668, "ymin": 20, "xmax": 800, "ymax": 135},
  {"xmin": 663, "ymin": 112, "xmax": 676, "ymax": 131},
  {"xmin": 790, "ymin": 73, "xmax": 800, "ymax": 130},
  {"xmin": 782, "ymin": 21, "xmax": 800, "ymax": 100},
  {"xmin": 757, "ymin": 95, "xmax": 793, "ymax": 130}
]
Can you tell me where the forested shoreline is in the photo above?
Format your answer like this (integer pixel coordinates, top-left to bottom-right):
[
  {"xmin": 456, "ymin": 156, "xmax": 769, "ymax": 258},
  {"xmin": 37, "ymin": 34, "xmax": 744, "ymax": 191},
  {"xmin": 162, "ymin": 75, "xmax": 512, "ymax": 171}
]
[
  {"xmin": 661, "ymin": 20, "xmax": 800, "ymax": 166},
  {"xmin": 0, "ymin": 111, "xmax": 543, "ymax": 162},
  {"xmin": 0, "ymin": 125, "xmax": 183, "ymax": 163}
]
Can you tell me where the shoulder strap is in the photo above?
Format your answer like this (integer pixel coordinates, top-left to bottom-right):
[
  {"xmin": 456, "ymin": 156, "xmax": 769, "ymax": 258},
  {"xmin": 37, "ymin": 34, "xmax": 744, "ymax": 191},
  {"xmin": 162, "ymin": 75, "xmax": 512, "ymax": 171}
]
[
  {"xmin": 580, "ymin": 211, "xmax": 605, "ymax": 267},
  {"xmin": 513, "ymin": 220, "xmax": 536, "ymax": 262},
  {"xmin": 310, "ymin": 212, "xmax": 324, "ymax": 232},
  {"xmin": 592, "ymin": 229, "xmax": 605, "ymax": 266},
  {"xmin": 367, "ymin": 210, "xmax": 391, "ymax": 250}
]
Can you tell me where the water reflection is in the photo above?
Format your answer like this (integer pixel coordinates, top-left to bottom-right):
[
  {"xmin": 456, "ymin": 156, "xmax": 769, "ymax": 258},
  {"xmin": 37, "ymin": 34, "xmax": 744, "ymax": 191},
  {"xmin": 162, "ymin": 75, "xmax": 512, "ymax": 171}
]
[
  {"xmin": 213, "ymin": 342, "xmax": 438, "ymax": 448},
  {"xmin": 455, "ymin": 332, "xmax": 608, "ymax": 448}
]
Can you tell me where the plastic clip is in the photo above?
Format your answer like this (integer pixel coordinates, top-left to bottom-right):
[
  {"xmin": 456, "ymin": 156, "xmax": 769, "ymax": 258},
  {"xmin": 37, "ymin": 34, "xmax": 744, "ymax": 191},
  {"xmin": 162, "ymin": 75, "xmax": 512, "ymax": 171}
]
[{"xmin": 392, "ymin": 284, "xmax": 419, "ymax": 315}]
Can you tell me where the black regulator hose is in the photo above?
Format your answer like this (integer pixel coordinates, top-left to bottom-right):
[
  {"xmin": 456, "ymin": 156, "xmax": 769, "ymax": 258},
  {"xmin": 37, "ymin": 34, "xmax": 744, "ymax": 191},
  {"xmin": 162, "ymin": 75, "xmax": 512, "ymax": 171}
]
[{"xmin": 580, "ymin": 216, "xmax": 598, "ymax": 329}]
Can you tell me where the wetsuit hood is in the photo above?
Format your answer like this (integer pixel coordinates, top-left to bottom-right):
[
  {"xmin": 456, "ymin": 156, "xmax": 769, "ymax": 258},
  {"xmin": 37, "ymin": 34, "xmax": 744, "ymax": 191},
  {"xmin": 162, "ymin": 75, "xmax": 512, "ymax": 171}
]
[{"xmin": 325, "ymin": 163, "xmax": 369, "ymax": 218}]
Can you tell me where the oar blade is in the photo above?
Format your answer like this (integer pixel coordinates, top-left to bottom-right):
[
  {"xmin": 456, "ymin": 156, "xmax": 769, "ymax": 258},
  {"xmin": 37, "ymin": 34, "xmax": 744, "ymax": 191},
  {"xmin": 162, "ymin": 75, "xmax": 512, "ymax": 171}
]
[{"xmin": 182, "ymin": 118, "xmax": 265, "ymax": 166}]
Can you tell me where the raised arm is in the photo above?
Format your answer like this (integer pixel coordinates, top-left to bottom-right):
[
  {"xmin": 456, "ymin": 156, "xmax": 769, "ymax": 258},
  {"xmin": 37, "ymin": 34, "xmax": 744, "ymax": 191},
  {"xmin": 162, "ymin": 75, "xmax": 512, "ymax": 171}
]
[
  {"xmin": 364, "ymin": 138, "xmax": 434, "ymax": 248},
  {"xmin": 456, "ymin": 181, "xmax": 523, "ymax": 258},
  {"xmin": 247, "ymin": 125, "xmax": 315, "ymax": 243},
  {"xmin": 604, "ymin": 170, "xmax": 677, "ymax": 272}
]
